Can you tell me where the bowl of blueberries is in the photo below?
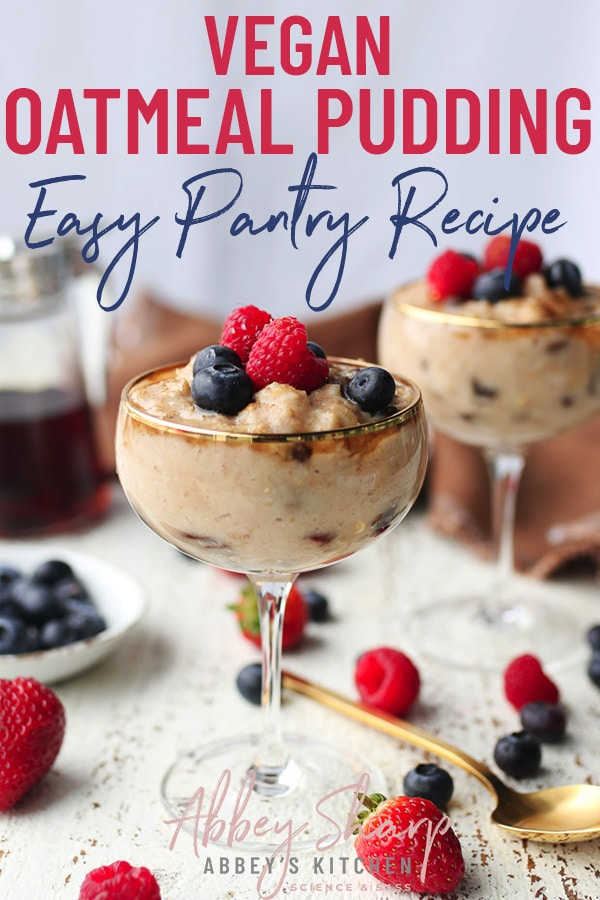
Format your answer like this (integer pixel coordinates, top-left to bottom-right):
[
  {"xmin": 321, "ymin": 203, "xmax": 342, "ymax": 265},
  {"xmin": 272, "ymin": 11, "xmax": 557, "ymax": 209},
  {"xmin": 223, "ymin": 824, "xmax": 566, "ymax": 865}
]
[{"xmin": 0, "ymin": 547, "xmax": 146, "ymax": 683}]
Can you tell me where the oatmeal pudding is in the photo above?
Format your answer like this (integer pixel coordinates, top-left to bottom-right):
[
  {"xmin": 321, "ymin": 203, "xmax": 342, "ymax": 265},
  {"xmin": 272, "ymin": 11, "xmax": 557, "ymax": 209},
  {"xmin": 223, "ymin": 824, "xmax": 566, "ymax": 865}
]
[
  {"xmin": 116, "ymin": 310, "xmax": 427, "ymax": 575},
  {"xmin": 378, "ymin": 240, "xmax": 600, "ymax": 448}
]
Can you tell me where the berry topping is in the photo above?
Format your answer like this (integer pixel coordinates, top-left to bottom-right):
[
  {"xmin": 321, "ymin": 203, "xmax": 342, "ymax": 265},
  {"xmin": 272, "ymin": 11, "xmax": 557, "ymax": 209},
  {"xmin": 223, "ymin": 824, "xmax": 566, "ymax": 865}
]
[
  {"xmin": 229, "ymin": 581, "xmax": 307, "ymax": 651},
  {"xmin": 493, "ymin": 730, "xmax": 542, "ymax": 779},
  {"xmin": 586, "ymin": 623, "xmax": 600, "ymax": 651},
  {"xmin": 246, "ymin": 316, "xmax": 329, "ymax": 392},
  {"xmin": 587, "ymin": 651, "xmax": 600, "ymax": 689},
  {"xmin": 544, "ymin": 258, "xmax": 584, "ymax": 297},
  {"xmin": 426, "ymin": 249, "xmax": 479, "ymax": 301},
  {"xmin": 503, "ymin": 654, "xmax": 560, "ymax": 711},
  {"xmin": 235, "ymin": 662, "xmax": 263, "ymax": 705},
  {"xmin": 354, "ymin": 794, "xmax": 465, "ymax": 893},
  {"xmin": 78, "ymin": 860, "xmax": 162, "ymax": 900},
  {"xmin": 483, "ymin": 235, "xmax": 543, "ymax": 280},
  {"xmin": 303, "ymin": 588, "xmax": 331, "ymax": 623},
  {"xmin": 191, "ymin": 363, "xmax": 255, "ymax": 415},
  {"xmin": 345, "ymin": 366, "xmax": 396, "ymax": 414},
  {"xmin": 220, "ymin": 304, "xmax": 273, "ymax": 363},
  {"xmin": 472, "ymin": 268, "xmax": 522, "ymax": 302},
  {"xmin": 0, "ymin": 676, "xmax": 66, "ymax": 810},
  {"xmin": 403, "ymin": 763, "xmax": 454, "ymax": 810},
  {"xmin": 519, "ymin": 701, "xmax": 567, "ymax": 743},
  {"xmin": 193, "ymin": 344, "xmax": 243, "ymax": 375},
  {"xmin": 307, "ymin": 340, "xmax": 327, "ymax": 359},
  {"xmin": 354, "ymin": 646, "xmax": 420, "ymax": 716}
]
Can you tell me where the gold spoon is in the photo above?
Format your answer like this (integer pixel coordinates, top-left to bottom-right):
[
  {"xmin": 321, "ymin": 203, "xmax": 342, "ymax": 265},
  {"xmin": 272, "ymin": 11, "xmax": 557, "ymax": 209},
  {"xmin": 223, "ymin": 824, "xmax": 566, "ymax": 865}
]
[{"xmin": 283, "ymin": 671, "xmax": 600, "ymax": 844}]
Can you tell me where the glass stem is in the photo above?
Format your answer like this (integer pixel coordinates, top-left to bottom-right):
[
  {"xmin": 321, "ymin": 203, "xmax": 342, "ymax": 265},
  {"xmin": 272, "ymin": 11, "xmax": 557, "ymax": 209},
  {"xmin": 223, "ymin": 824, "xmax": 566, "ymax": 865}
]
[
  {"xmin": 483, "ymin": 448, "xmax": 526, "ymax": 581},
  {"xmin": 248, "ymin": 575, "xmax": 296, "ymax": 795}
]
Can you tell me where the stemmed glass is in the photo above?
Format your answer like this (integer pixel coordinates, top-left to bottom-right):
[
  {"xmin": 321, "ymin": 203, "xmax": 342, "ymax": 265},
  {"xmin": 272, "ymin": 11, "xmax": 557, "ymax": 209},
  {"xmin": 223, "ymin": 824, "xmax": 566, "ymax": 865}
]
[
  {"xmin": 116, "ymin": 358, "xmax": 427, "ymax": 851},
  {"xmin": 378, "ymin": 289, "xmax": 600, "ymax": 668}
]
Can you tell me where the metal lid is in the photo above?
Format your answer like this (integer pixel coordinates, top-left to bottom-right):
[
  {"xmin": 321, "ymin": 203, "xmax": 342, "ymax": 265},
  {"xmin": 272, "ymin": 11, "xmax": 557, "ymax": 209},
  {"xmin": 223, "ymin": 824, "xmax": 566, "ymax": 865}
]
[{"xmin": 0, "ymin": 235, "xmax": 69, "ymax": 317}]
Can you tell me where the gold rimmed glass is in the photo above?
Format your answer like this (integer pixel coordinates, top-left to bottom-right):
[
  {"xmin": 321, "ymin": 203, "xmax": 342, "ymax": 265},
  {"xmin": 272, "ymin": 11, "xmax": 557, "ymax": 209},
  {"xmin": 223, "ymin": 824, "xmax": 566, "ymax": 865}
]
[
  {"xmin": 116, "ymin": 358, "xmax": 427, "ymax": 851},
  {"xmin": 379, "ymin": 286, "xmax": 600, "ymax": 669}
]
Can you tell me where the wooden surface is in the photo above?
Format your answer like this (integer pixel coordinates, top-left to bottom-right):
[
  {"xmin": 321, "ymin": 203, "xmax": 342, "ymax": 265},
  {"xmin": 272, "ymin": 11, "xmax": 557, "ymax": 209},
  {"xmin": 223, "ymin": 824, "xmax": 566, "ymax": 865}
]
[{"xmin": 1, "ymin": 486, "xmax": 599, "ymax": 900}]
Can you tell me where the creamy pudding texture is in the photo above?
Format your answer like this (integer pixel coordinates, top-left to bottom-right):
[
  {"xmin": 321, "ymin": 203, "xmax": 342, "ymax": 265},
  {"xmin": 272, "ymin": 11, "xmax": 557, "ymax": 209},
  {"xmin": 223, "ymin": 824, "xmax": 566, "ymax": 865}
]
[
  {"xmin": 378, "ymin": 276, "xmax": 600, "ymax": 449},
  {"xmin": 117, "ymin": 360, "xmax": 427, "ymax": 575}
]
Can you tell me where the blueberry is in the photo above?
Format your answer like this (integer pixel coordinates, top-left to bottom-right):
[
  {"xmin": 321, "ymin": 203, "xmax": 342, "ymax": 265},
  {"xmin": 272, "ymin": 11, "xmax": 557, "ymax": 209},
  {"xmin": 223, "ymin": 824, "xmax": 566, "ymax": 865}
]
[
  {"xmin": 586, "ymin": 624, "xmax": 600, "ymax": 652},
  {"xmin": 544, "ymin": 258, "xmax": 583, "ymax": 297},
  {"xmin": 32, "ymin": 559, "xmax": 75, "ymax": 586},
  {"xmin": 493, "ymin": 731, "xmax": 542, "ymax": 779},
  {"xmin": 53, "ymin": 576, "xmax": 89, "ymax": 606},
  {"xmin": 303, "ymin": 589, "xmax": 331, "ymax": 623},
  {"xmin": 472, "ymin": 268, "xmax": 522, "ymax": 302},
  {"xmin": 191, "ymin": 363, "xmax": 255, "ymax": 415},
  {"xmin": 403, "ymin": 763, "xmax": 454, "ymax": 809},
  {"xmin": 587, "ymin": 651, "xmax": 600, "ymax": 689},
  {"xmin": 193, "ymin": 344, "xmax": 243, "ymax": 375},
  {"xmin": 0, "ymin": 616, "xmax": 30, "ymax": 654},
  {"xmin": 0, "ymin": 565, "xmax": 21, "ymax": 588},
  {"xmin": 520, "ymin": 701, "xmax": 566, "ymax": 743},
  {"xmin": 307, "ymin": 341, "xmax": 327, "ymax": 360},
  {"xmin": 65, "ymin": 605, "xmax": 106, "ymax": 640},
  {"xmin": 39, "ymin": 618, "xmax": 80, "ymax": 650},
  {"xmin": 236, "ymin": 662, "xmax": 263, "ymax": 705},
  {"xmin": 345, "ymin": 366, "xmax": 396, "ymax": 413},
  {"xmin": 10, "ymin": 579, "xmax": 61, "ymax": 625}
]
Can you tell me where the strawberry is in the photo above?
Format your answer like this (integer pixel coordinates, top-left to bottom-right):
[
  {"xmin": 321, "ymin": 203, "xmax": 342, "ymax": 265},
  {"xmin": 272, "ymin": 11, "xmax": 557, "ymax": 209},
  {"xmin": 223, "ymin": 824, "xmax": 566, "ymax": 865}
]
[
  {"xmin": 355, "ymin": 646, "xmax": 420, "ymax": 716},
  {"xmin": 246, "ymin": 316, "xmax": 329, "ymax": 392},
  {"xmin": 229, "ymin": 580, "xmax": 307, "ymax": 650},
  {"xmin": 426, "ymin": 249, "xmax": 479, "ymax": 302},
  {"xmin": 354, "ymin": 793, "xmax": 465, "ymax": 894},
  {"xmin": 220, "ymin": 304, "xmax": 273, "ymax": 363},
  {"xmin": 503, "ymin": 653, "xmax": 560, "ymax": 711},
  {"xmin": 483, "ymin": 235, "xmax": 543, "ymax": 280},
  {"xmin": 78, "ymin": 860, "xmax": 161, "ymax": 899},
  {"xmin": 0, "ymin": 676, "xmax": 66, "ymax": 810}
]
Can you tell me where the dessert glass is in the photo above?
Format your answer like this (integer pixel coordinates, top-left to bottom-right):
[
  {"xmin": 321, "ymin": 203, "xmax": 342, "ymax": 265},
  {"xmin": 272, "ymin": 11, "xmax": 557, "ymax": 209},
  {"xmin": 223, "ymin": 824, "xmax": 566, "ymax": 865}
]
[
  {"xmin": 116, "ymin": 358, "xmax": 427, "ymax": 851},
  {"xmin": 378, "ymin": 285, "xmax": 600, "ymax": 668}
]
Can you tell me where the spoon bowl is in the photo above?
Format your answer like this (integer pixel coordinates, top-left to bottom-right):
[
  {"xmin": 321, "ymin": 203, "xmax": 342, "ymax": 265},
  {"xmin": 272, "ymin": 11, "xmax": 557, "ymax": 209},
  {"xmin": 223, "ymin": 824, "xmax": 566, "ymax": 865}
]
[{"xmin": 283, "ymin": 672, "xmax": 600, "ymax": 843}]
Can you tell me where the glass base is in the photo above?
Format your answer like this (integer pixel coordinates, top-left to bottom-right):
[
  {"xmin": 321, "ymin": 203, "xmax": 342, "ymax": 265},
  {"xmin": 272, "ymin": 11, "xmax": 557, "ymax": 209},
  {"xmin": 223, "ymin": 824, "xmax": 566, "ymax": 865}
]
[
  {"xmin": 161, "ymin": 733, "xmax": 387, "ymax": 854},
  {"xmin": 408, "ymin": 589, "xmax": 585, "ymax": 671}
]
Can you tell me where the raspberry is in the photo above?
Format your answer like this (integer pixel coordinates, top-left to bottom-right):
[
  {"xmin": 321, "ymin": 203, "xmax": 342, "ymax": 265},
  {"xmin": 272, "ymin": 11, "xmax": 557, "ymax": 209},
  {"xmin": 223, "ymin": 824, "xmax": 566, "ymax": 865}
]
[
  {"xmin": 220, "ymin": 305, "xmax": 272, "ymax": 363},
  {"xmin": 246, "ymin": 316, "xmax": 329, "ymax": 391},
  {"xmin": 78, "ymin": 860, "xmax": 161, "ymax": 900},
  {"xmin": 354, "ymin": 646, "xmax": 420, "ymax": 716},
  {"xmin": 426, "ymin": 249, "xmax": 479, "ymax": 301},
  {"xmin": 503, "ymin": 653, "xmax": 560, "ymax": 711},
  {"xmin": 483, "ymin": 235, "xmax": 543, "ymax": 280}
]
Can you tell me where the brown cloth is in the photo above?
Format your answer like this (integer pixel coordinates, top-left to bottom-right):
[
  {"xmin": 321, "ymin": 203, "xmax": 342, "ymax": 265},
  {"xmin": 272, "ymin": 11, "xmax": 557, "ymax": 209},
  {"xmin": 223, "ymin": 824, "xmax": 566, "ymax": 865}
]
[{"xmin": 426, "ymin": 417, "xmax": 600, "ymax": 578}]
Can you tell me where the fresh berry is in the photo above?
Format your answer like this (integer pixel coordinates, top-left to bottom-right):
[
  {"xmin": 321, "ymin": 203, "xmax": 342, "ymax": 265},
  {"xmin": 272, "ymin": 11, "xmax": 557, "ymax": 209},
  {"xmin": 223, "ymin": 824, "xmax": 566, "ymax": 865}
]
[
  {"xmin": 587, "ymin": 651, "xmax": 600, "ymax": 689},
  {"xmin": 0, "ymin": 617, "xmax": 31, "ymax": 654},
  {"xmin": 472, "ymin": 268, "xmax": 522, "ymax": 302},
  {"xmin": 354, "ymin": 647, "xmax": 420, "ymax": 716},
  {"xmin": 220, "ymin": 305, "xmax": 273, "ymax": 363},
  {"xmin": 345, "ymin": 366, "xmax": 396, "ymax": 414},
  {"xmin": 519, "ymin": 701, "xmax": 566, "ymax": 743},
  {"xmin": 39, "ymin": 618, "xmax": 80, "ymax": 650},
  {"xmin": 354, "ymin": 794, "xmax": 465, "ymax": 893},
  {"xmin": 235, "ymin": 662, "xmax": 263, "ymax": 705},
  {"xmin": 31, "ymin": 559, "xmax": 74, "ymax": 587},
  {"xmin": 9, "ymin": 579, "xmax": 61, "ymax": 626},
  {"xmin": 229, "ymin": 581, "xmax": 307, "ymax": 651},
  {"xmin": 503, "ymin": 654, "xmax": 560, "ymax": 710},
  {"xmin": 483, "ymin": 235, "xmax": 543, "ymax": 280},
  {"xmin": 0, "ymin": 566, "xmax": 21, "ymax": 593},
  {"xmin": 0, "ymin": 676, "xmax": 66, "ymax": 810},
  {"xmin": 191, "ymin": 363, "xmax": 254, "ymax": 415},
  {"xmin": 544, "ymin": 258, "xmax": 583, "ymax": 297},
  {"xmin": 493, "ymin": 731, "xmax": 542, "ymax": 779},
  {"xmin": 78, "ymin": 860, "xmax": 161, "ymax": 900},
  {"xmin": 246, "ymin": 316, "xmax": 329, "ymax": 392},
  {"xmin": 426, "ymin": 249, "xmax": 479, "ymax": 301},
  {"xmin": 307, "ymin": 340, "xmax": 327, "ymax": 359},
  {"xmin": 193, "ymin": 344, "xmax": 243, "ymax": 375},
  {"xmin": 303, "ymin": 588, "xmax": 331, "ymax": 623},
  {"xmin": 53, "ymin": 576, "xmax": 89, "ymax": 605},
  {"xmin": 403, "ymin": 763, "xmax": 454, "ymax": 810},
  {"xmin": 63, "ymin": 604, "xmax": 106, "ymax": 640},
  {"xmin": 587, "ymin": 624, "xmax": 600, "ymax": 651}
]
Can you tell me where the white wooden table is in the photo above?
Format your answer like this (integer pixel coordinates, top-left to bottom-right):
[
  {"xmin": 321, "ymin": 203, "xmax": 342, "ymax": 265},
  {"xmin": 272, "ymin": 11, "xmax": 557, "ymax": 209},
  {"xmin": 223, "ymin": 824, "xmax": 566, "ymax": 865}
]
[{"xmin": 1, "ymin": 485, "xmax": 599, "ymax": 900}]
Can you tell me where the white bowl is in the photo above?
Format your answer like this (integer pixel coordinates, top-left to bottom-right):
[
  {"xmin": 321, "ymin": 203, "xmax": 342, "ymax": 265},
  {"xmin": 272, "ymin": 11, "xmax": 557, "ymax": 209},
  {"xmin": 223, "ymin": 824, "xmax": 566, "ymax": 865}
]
[{"xmin": 0, "ymin": 546, "xmax": 147, "ymax": 683}]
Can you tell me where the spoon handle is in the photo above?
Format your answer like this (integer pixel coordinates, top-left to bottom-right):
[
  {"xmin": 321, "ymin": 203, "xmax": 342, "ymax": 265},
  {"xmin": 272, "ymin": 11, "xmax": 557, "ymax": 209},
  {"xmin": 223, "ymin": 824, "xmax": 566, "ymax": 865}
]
[{"xmin": 283, "ymin": 671, "xmax": 501, "ymax": 800}]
